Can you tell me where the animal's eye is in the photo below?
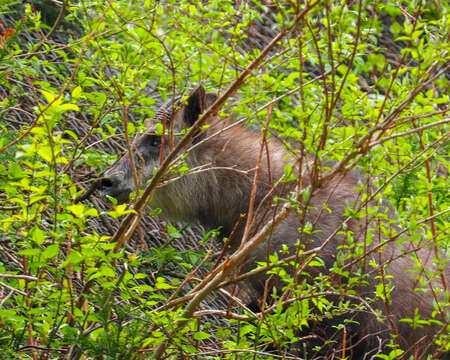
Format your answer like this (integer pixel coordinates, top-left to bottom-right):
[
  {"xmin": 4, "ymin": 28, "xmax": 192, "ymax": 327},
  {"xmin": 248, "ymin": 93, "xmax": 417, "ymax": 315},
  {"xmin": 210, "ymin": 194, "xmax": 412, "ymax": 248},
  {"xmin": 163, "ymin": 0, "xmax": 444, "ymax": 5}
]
[
  {"xmin": 144, "ymin": 135, "xmax": 161, "ymax": 148},
  {"xmin": 150, "ymin": 136, "xmax": 161, "ymax": 147}
]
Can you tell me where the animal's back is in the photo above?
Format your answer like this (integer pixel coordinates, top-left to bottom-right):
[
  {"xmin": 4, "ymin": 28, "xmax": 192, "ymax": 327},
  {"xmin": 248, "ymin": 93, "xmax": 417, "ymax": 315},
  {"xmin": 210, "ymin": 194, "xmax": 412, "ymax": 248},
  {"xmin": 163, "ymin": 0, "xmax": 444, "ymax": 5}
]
[{"xmin": 193, "ymin": 122, "xmax": 448, "ymax": 358}]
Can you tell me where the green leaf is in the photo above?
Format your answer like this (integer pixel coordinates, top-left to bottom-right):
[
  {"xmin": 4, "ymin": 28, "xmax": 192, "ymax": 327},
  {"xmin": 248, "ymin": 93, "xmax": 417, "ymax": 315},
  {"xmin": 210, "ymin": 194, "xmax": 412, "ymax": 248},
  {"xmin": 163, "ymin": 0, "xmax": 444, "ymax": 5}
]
[
  {"xmin": 166, "ymin": 224, "xmax": 182, "ymax": 239},
  {"xmin": 17, "ymin": 248, "xmax": 41, "ymax": 257},
  {"xmin": 68, "ymin": 203, "xmax": 85, "ymax": 217},
  {"xmin": 58, "ymin": 103, "xmax": 80, "ymax": 112},
  {"xmin": 42, "ymin": 244, "xmax": 59, "ymax": 259},
  {"xmin": 38, "ymin": 146, "xmax": 53, "ymax": 162},
  {"xmin": 155, "ymin": 277, "xmax": 176, "ymax": 290},
  {"xmin": 62, "ymin": 251, "xmax": 83, "ymax": 266},
  {"xmin": 100, "ymin": 264, "xmax": 116, "ymax": 278},
  {"xmin": 41, "ymin": 89, "xmax": 57, "ymax": 104},
  {"xmin": 107, "ymin": 203, "xmax": 135, "ymax": 219},
  {"xmin": 155, "ymin": 122, "xmax": 164, "ymax": 136},
  {"xmin": 71, "ymin": 86, "xmax": 83, "ymax": 98},
  {"xmin": 192, "ymin": 331, "xmax": 211, "ymax": 340},
  {"xmin": 84, "ymin": 208, "xmax": 99, "ymax": 217},
  {"xmin": 8, "ymin": 163, "xmax": 25, "ymax": 179},
  {"xmin": 31, "ymin": 226, "xmax": 46, "ymax": 245}
]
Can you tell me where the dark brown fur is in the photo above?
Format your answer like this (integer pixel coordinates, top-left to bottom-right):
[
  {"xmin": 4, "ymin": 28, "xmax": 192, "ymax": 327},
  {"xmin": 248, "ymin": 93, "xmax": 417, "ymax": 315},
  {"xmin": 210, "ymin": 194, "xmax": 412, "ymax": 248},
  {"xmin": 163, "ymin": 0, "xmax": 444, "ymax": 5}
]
[{"xmin": 99, "ymin": 86, "xmax": 449, "ymax": 359}]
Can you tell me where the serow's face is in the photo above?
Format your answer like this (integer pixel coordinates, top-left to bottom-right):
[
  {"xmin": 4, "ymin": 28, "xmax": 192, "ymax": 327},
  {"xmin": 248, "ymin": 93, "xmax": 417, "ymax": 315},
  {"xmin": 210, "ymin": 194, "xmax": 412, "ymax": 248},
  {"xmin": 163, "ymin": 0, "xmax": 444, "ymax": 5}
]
[{"xmin": 98, "ymin": 85, "xmax": 217, "ymax": 203}]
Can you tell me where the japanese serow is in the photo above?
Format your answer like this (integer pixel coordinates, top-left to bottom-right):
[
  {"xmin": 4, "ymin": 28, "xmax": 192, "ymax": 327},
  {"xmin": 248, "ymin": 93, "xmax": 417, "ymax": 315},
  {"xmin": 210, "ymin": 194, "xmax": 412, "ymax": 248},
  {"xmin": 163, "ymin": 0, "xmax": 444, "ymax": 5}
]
[{"xmin": 97, "ymin": 85, "xmax": 448, "ymax": 359}]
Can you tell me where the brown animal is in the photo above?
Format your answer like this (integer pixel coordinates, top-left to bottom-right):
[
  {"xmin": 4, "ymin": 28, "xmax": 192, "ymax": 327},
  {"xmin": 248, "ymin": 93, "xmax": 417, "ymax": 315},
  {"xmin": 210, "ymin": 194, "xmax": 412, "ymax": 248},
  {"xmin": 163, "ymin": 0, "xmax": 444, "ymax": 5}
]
[{"xmin": 98, "ymin": 85, "xmax": 448, "ymax": 359}]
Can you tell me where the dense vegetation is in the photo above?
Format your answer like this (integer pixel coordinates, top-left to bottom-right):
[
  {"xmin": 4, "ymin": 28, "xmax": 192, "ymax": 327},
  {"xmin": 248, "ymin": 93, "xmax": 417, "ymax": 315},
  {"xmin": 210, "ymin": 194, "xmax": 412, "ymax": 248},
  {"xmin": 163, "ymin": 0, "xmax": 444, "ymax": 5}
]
[{"xmin": 0, "ymin": 0, "xmax": 448, "ymax": 359}]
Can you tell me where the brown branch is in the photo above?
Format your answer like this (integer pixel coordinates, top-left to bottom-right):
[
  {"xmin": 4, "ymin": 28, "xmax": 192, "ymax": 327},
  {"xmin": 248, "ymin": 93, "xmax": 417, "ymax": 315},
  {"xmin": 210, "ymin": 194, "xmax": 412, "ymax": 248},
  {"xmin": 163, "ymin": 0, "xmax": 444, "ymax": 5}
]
[
  {"xmin": 0, "ymin": 273, "xmax": 39, "ymax": 281},
  {"xmin": 46, "ymin": 0, "xmax": 68, "ymax": 39},
  {"xmin": 0, "ymin": 280, "xmax": 27, "ymax": 296},
  {"xmin": 191, "ymin": 309, "xmax": 251, "ymax": 321},
  {"xmin": 240, "ymin": 103, "xmax": 273, "ymax": 248}
]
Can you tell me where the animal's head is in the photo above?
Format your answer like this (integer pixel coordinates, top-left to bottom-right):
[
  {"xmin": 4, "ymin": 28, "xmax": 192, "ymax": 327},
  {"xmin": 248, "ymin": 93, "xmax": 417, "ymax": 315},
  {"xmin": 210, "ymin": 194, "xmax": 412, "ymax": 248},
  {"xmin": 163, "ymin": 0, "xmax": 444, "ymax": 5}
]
[{"xmin": 99, "ymin": 85, "xmax": 218, "ymax": 203}]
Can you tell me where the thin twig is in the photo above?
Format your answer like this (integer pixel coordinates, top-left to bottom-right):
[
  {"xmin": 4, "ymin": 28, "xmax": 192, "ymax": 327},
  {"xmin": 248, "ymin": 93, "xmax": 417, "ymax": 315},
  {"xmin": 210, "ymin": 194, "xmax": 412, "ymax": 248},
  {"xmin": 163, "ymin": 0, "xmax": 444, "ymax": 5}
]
[{"xmin": 0, "ymin": 273, "xmax": 39, "ymax": 281}]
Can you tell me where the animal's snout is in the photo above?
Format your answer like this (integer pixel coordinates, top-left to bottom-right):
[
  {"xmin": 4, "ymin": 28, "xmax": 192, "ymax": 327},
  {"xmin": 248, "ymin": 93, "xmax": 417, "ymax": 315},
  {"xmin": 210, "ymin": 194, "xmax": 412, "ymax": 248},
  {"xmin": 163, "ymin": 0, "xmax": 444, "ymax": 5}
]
[
  {"xmin": 75, "ymin": 175, "xmax": 123, "ymax": 204},
  {"xmin": 98, "ymin": 175, "xmax": 131, "ymax": 203},
  {"xmin": 99, "ymin": 177, "xmax": 116, "ymax": 191}
]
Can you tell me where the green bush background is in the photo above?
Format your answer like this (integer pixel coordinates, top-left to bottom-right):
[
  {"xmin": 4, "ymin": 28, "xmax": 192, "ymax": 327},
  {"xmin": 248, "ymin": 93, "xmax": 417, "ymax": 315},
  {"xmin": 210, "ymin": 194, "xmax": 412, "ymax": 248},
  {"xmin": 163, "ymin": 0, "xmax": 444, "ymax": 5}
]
[{"xmin": 0, "ymin": 0, "xmax": 448, "ymax": 359}]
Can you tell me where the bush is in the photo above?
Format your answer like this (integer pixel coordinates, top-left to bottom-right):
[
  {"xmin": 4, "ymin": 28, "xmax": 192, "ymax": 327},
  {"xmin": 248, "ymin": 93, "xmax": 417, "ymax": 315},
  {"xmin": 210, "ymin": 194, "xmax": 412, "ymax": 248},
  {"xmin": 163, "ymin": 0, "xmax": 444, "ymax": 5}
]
[{"xmin": 0, "ymin": 1, "xmax": 448, "ymax": 359}]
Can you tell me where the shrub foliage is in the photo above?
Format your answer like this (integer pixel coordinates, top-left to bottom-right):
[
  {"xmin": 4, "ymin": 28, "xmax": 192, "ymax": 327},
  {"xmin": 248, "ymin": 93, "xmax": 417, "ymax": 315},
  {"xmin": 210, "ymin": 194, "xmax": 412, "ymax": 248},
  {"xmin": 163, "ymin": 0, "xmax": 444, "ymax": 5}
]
[{"xmin": 0, "ymin": 0, "xmax": 448, "ymax": 359}]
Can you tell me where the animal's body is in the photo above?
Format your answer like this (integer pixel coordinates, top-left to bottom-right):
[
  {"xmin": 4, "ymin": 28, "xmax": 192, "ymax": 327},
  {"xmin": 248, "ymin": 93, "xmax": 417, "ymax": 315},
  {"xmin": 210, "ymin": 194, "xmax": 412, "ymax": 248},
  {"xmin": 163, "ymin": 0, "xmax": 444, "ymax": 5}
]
[{"xmin": 99, "ymin": 85, "xmax": 448, "ymax": 359}]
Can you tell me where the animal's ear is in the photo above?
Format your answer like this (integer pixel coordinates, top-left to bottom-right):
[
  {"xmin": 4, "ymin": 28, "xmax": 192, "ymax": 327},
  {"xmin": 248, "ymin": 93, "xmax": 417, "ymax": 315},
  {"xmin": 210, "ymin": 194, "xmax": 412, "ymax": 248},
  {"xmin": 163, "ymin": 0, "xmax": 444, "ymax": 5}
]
[
  {"xmin": 205, "ymin": 92, "xmax": 218, "ymax": 109},
  {"xmin": 183, "ymin": 85, "xmax": 206, "ymax": 127}
]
